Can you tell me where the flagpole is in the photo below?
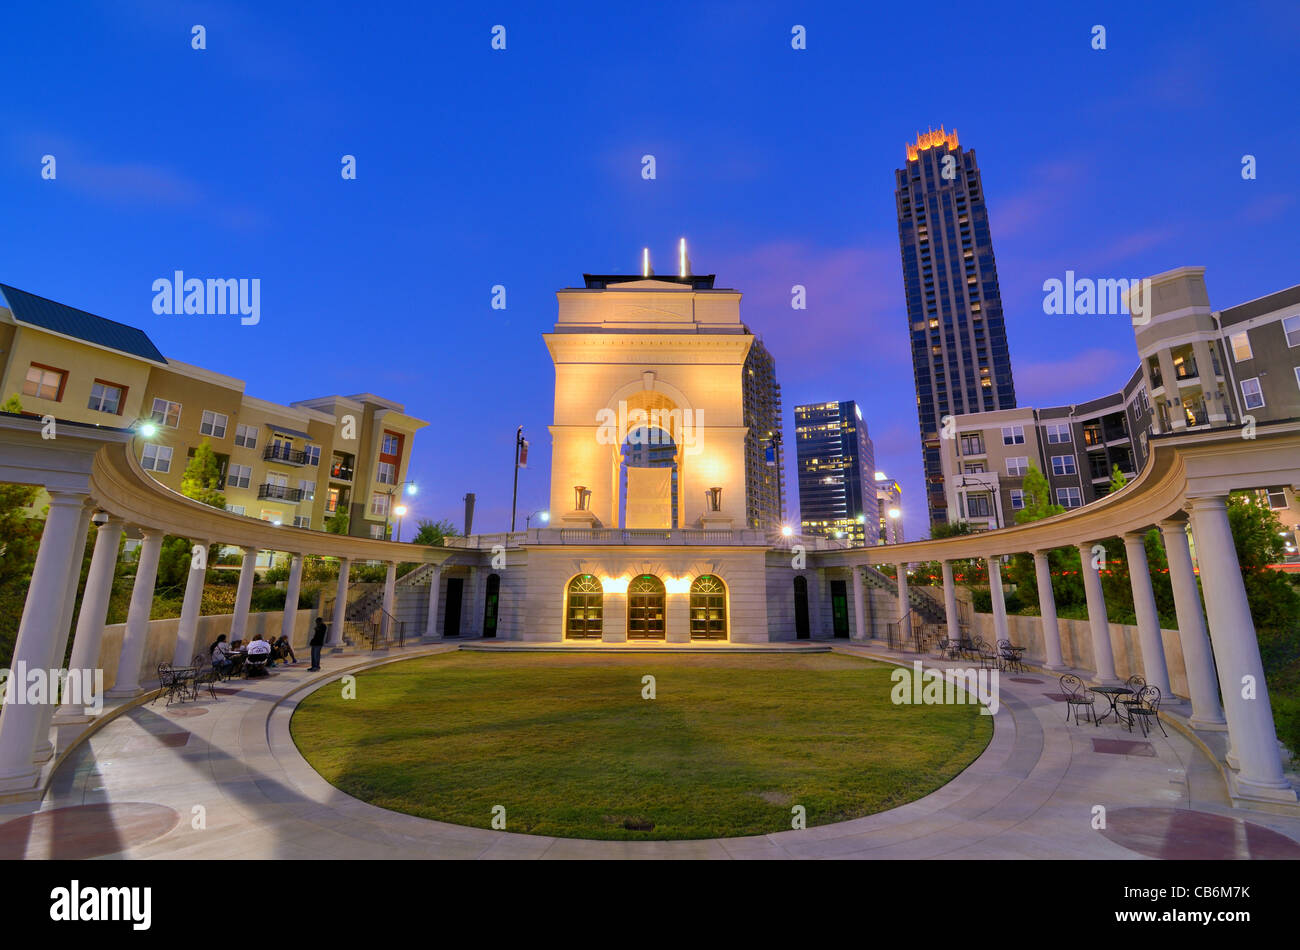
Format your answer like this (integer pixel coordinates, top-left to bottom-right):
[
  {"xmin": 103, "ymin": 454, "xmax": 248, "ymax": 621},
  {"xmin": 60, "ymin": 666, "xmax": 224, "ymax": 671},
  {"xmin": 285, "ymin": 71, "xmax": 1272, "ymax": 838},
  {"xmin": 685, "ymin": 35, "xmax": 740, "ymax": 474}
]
[{"xmin": 510, "ymin": 425, "xmax": 522, "ymax": 532}]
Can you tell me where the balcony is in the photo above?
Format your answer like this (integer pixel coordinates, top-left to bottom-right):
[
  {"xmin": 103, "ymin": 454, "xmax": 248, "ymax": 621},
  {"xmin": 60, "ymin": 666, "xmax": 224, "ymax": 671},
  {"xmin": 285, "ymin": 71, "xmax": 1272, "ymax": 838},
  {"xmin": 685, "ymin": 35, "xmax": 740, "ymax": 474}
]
[
  {"xmin": 263, "ymin": 444, "xmax": 311, "ymax": 466},
  {"xmin": 257, "ymin": 483, "xmax": 305, "ymax": 502},
  {"xmin": 1174, "ymin": 359, "xmax": 1199, "ymax": 381},
  {"xmin": 329, "ymin": 459, "xmax": 354, "ymax": 481}
]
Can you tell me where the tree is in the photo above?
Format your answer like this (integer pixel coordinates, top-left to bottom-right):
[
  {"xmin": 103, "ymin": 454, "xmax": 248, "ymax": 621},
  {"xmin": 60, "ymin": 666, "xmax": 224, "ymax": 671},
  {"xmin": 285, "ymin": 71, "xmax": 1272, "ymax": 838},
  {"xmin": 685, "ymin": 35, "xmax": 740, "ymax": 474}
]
[
  {"xmin": 915, "ymin": 520, "xmax": 985, "ymax": 586},
  {"xmin": 1008, "ymin": 463, "xmax": 1075, "ymax": 612},
  {"xmin": 181, "ymin": 439, "xmax": 226, "ymax": 509},
  {"xmin": 412, "ymin": 518, "xmax": 460, "ymax": 546},
  {"xmin": 1108, "ymin": 464, "xmax": 1128, "ymax": 495},
  {"xmin": 1225, "ymin": 492, "xmax": 1300, "ymax": 633},
  {"xmin": 324, "ymin": 508, "xmax": 350, "ymax": 534},
  {"xmin": 1014, "ymin": 463, "xmax": 1063, "ymax": 524},
  {"xmin": 2, "ymin": 393, "xmax": 23, "ymax": 413}
]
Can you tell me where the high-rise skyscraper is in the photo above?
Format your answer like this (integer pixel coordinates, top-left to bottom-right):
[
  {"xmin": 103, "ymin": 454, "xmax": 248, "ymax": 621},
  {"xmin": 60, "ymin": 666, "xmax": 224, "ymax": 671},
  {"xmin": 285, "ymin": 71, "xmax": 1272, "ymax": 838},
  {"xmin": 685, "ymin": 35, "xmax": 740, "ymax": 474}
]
[
  {"xmin": 743, "ymin": 338, "xmax": 784, "ymax": 530},
  {"xmin": 794, "ymin": 400, "xmax": 877, "ymax": 545},
  {"xmin": 895, "ymin": 127, "xmax": 1016, "ymax": 527}
]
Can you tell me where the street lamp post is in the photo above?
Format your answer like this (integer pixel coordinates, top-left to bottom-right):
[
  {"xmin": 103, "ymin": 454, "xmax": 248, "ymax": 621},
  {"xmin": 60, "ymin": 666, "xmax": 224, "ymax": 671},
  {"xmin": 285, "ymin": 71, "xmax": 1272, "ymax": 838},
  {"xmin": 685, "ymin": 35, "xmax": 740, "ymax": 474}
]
[
  {"xmin": 384, "ymin": 480, "xmax": 418, "ymax": 541},
  {"xmin": 511, "ymin": 426, "xmax": 529, "ymax": 532},
  {"xmin": 526, "ymin": 509, "xmax": 549, "ymax": 529}
]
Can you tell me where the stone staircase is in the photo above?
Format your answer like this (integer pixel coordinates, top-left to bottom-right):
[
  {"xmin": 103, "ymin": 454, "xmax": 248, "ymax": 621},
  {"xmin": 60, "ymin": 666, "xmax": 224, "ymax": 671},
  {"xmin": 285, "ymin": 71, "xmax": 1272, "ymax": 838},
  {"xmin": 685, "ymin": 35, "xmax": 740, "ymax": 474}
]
[{"xmin": 860, "ymin": 565, "xmax": 947, "ymax": 625}]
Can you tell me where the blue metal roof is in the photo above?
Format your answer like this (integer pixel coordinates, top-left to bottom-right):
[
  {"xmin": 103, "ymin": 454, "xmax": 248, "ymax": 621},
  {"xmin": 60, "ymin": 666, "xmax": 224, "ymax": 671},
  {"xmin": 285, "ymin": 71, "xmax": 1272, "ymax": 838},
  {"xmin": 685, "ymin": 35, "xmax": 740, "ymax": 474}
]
[{"xmin": 0, "ymin": 284, "xmax": 167, "ymax": 364}]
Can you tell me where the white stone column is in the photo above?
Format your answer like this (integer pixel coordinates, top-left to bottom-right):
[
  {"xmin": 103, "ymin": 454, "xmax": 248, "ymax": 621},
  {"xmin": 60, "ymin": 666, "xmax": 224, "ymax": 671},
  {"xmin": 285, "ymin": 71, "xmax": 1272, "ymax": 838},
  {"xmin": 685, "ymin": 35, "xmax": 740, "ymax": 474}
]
[
  {"xmin": 381, "ymin": 561, "xmax": 397, "ymax": 641},
  {"xmin": 1077, "ymin": 541, "xmax": 1119, "ymax": 684},
  {"xmin": 1187, "ymin": 496, "xmax": 1295, "ymax": 801},
  {"xmin": 107, "ymin": 528, "xmax": 165, "ymax": 698},
  {"xmin": 0, "ymin": 491, "xmax": 89, "ymax": 792},
  {"xmin": 329, "ymin": 558, "xmax": 349, "ymax": 650},
  {"xmin": 941, "ymin": 560, "xmax": 960, "ymax": 644},
  {"xmin": 987, "ymin": 556, "xmax": 1010, "ymax": 646},
  {"xmin": 423, "ymin": 564, "xmax": 442, "ymax": 640},
  {"xmin": 1033, "ymin": 550, "xmax": 1065, "ymax": 669},
  {"xmin": 30, "ymin": 502, "xmax": 92, "ymax": 762},
  {"xmin": 895, "ymin": 564, "xmax": 911, "ymax": 645},
  {"xmin": 229, "ymin": 546, "xmax": 258, "ymax": 643},
  {"xmin": 172, "ymin": 540, "xmax": 211, "ymax": 667},
  {"xmin": 280, "ymin": 553, "xmax": 304, "ymax": 643},
  {"xmin": 1123, "ymin": 531, "xmax": 1172, "ymax": 696},
  {"xmin": 851, "ymin": 567, "xmax": 867, "ymax": 641},
  {"xmin": 56, "ymin": 519, "xmax": 125, "ymax": 724},
  {"xmin": 1159, "ymin": 519, "xmax": 1226, "ymax": 728}
]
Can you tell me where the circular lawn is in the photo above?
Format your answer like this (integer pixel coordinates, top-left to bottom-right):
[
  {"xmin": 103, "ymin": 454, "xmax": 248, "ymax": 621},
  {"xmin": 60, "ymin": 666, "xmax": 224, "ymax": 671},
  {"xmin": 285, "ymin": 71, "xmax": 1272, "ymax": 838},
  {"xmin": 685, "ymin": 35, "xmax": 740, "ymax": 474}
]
[{"xmin": 290, "ymin": 651, "xmax": 993, "ymax": 840}]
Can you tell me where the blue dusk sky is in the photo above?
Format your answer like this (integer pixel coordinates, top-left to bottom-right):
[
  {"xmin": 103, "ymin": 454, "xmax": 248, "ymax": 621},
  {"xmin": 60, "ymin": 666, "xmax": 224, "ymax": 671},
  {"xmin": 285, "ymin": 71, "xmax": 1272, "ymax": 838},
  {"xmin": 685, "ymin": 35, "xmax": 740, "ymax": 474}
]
[{"xmin": 2, "ymin": 1, "xmax": 1297, "ymax": 542}]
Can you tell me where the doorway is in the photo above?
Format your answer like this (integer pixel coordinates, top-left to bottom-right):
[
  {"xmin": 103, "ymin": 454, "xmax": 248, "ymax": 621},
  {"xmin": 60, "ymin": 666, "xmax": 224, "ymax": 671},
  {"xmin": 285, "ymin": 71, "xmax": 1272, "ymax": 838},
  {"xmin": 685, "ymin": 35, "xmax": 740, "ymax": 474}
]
[
  {"xmin": 794, "ymin": 576, "xmax": 810, "ymax": 639},
  {"xmin": 444, "ymin": 577, "xmax": 463, "ymax": 637},
  {"xmin": 483, "ymin": 574, "xmax": 500, "ymax": 638},
  {"xmin": 627, "ymin": 574, "xmax": 666, "ymax": 639},
  {"xmin": 830, "ymin": 579, "xmax": 849, "ymax": 638}
]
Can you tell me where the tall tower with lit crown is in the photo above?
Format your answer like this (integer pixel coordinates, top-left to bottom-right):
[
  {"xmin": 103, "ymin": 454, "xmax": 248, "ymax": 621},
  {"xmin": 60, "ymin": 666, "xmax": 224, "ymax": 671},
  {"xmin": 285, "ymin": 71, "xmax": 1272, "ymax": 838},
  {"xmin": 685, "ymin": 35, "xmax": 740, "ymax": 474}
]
[{"xmin": 895, "ymin": 127, "xmax": 1016, "ymax": 527}]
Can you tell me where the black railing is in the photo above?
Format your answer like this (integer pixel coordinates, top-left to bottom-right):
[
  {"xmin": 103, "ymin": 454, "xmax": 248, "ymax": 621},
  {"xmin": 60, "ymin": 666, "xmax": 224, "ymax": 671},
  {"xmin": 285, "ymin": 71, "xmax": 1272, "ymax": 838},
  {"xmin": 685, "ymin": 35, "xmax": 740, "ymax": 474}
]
[
  {"xmin": 264, "ymin": 444, "xmax": 310, "ymax": 465},
  {"xmin": 330, "ymin": 461, "xmax": 354, "ymax": 481},
  {"xmin": 257, "ymin": 483, "xmax": 304, "ymax": 502}
]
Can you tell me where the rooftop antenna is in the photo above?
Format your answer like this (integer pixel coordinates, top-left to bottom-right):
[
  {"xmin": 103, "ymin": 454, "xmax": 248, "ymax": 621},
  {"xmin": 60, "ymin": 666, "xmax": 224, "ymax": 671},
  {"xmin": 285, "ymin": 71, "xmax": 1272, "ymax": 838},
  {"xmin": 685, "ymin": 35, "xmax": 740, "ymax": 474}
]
[{"xmin": 642, "ymin": 247, "xmax": 653, "ymax": 277}]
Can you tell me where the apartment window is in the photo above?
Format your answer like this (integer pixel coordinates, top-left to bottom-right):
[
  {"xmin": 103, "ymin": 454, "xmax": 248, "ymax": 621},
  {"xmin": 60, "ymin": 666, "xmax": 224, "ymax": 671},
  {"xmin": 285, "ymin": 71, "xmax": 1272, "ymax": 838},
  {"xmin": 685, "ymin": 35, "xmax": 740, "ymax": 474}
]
[
  {"xmin": 150, "ymin": 397, "xmax": 182, "ymax": 428},
  {"xmin": 1284, "ymin": 315, "xmax": 1300, "ymax": 348},
  {"xmin": 1229, "ymin": 332, "xmax": 1252, "ymax": 362},
  {"xmin": 1056, "ymin": 487, "xmax": 1082, "ymax": 508},
  {"xmin": 303, "ymin": 444, "xmax": 321, "ymax": 467},
  {"xmin": 234, "ymin": 423, "xmax": 258, "ymax": 448},
  {"xmin": 140, "ymin": 443, "xmax": 173, "ymax": 472},
  {"xmin": 964, "ymin": 463, "xmax": 985, "ymax": 474},
  {"xmin": 381, "ymin": 433, "xmax": 400, "ymax": 455},
  {"xmin": 200, "ymin": 410, "xmax": 229, "ymax": 438},
  {"xmin": 1240, "ymin": 377, "xmax": 1265, "ymax": 410},
  {"xmin": 1006, "ymin": 456, "xmax": 1028, "ymax": 477},
  {"xmin": 1045, "ymin": 423, "xmax": 1071, "ymax": 444},
  {"xmin": 370, "ymin": 492, "xmax": 391, "ymax": 517},
  {"xmin": 1001, "ymin": 425, "xmax": 1025, "ymax": 445},
  {"xmin": 1051, "ymin": 454, "xmax": 1077, "ymax": 476},
  {"xmin": 225, "ymin": 504, "xmax": 246, "ymax": 516},
  {"xmin": 293, "ymin": 515, "xmax": 311, "ymax": 528},
  {"xmin": 87, "ymin": 380, "xmax": 125, "ymax": 414},
  {"xmin": 298, "ymin": 479, "xmax": 316, "ymax": 501},
  {"xmin": 227, "ymin": 463, "xmax": 252, "ymax": 489},
  {"xmin": 369, "ymin": 524, "xmax": 386, "ymax": 539},
  {"xmin": 966, "ymin": 494, "xmax": 992, "ymax": 518},
  {"xmin": 23, "ymin": 363, "xmax": 67, "ymax": 401},
  {"xmin": 1009, "ymin": 489, "xmax": 1025, "ymax": 510},
  {"xmin": 1266, "ymin": 488, "xmax": 1288, "ymax": 509},
  {"xmin": 376, "ymin": 461, "xmax": 396, "ymax": 485},
  {"xmin": 959, "ymin": 431, "xmax": 985, "ymax": 455},
  {"xmin": 1295, "ymin": 366, "xmax": 1300, "ymax": 392}
]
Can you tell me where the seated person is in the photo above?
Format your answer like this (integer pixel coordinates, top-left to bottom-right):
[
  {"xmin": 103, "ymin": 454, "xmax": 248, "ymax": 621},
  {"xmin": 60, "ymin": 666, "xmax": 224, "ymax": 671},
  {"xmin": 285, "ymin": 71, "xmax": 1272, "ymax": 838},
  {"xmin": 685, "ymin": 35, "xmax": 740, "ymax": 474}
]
[
  {"xmin": 274, "ymin": 634, "xmax": 297, "ymax": 664},
  {"xmin": 230, "ymin": 639, "xmax": 244, "ymax": 652},
  {"xmin": 210, "ymin": 634, "xmax": 234, "ymax": 673},
  {"xmin": 246, "ymin": 635, "xmax": 272, "ymax": 659}
]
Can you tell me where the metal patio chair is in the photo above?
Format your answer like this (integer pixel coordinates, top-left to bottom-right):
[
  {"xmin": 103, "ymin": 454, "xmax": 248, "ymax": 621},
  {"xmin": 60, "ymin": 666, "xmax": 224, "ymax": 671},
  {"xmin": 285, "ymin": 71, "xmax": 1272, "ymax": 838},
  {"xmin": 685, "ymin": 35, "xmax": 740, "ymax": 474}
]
[
  {"xmin": 1060, "ymin": 673, "xmax": 1098, "ymax": 726},
  {"xmin": 1123, "ymin": 685, "xmax": 1168, "ymax": 738}
]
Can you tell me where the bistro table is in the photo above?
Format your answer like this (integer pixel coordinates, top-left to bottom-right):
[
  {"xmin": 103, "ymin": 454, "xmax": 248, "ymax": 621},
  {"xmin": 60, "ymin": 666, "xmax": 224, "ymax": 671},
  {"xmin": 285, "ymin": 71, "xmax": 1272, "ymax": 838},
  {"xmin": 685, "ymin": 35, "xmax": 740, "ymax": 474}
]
[{"xmin": 1090, "ymin": 685, "xmax": 1135, "ymax": 725}]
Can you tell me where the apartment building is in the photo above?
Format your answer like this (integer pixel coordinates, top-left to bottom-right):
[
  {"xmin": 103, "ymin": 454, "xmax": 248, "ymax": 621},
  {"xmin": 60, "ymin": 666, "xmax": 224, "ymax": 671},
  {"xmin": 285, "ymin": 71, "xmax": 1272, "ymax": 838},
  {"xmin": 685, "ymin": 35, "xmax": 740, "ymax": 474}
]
[
  {"xmin": 742, "ymin": 338, "xmax": 784, "ymax": 530},
  {"xmin": 939, "ymin": 268, "xmax": 1300, "ymax": 557},
  {"xmin": 0, "ymin": 283, "xmax": 426, "ymax": 543}
]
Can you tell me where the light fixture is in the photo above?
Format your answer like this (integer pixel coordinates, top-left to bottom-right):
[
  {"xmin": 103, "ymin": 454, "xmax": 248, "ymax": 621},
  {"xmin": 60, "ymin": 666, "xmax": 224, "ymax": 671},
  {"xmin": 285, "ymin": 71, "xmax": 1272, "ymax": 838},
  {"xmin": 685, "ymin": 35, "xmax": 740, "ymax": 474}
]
[
  {"xmin": 574, "ymin": 486, "xmax": 591, "ymax": 511},
  {"xmin": 405, "ymin": 483, "xmax": 418, "ymax": 495},
  {"xmin": 540, "ymin": 511, "xmax": 549, "ymax": 523},
  {"xmin": 138, "ymin": 421, "xmax": 158, "ymax": 438},
  {"xmin": 889, "ymin": 508, "xmax": 901, "ymax": 519},
  {"xmin": 91, "ymin": 510, "xmax": 110, "ymax": 526},
  {"xmin": 781, "ymin": 525, "xmax": 793, "ymax": 537},
  {"xmin": 394, "ymin": 504, "xmax": 408, "ymax": 518},
  {"xmin": 706, "ymin": 487, "xmax": 722, "ymax": 512}
]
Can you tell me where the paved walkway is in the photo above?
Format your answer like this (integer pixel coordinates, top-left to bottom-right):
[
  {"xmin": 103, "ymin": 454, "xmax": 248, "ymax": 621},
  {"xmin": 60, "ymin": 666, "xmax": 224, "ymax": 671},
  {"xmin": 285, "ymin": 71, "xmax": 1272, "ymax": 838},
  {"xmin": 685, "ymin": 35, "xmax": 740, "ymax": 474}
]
[{"xmin": 3, "ymin": 643, "xmax": 1299, "ymax": 859}]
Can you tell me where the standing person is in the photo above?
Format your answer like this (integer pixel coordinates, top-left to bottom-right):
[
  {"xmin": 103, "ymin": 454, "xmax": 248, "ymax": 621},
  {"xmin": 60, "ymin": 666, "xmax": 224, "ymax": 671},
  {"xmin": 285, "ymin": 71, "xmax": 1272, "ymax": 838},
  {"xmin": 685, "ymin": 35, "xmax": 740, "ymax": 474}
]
[{"xmin": 308, "ymin": 617, "xmax": 327, "ymax": 671}]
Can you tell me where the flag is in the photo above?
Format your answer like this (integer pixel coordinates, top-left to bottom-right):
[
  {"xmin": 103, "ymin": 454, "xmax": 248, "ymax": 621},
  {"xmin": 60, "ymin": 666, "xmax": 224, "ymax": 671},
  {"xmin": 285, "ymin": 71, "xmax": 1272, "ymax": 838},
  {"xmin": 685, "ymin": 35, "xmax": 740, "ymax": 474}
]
[
  {"xmin": 518, "ymin": 438, "xmax": 529, "ymax": 469},
  {"xmin": 765, "ymin": 443, "xmax": 776, "ymax": 466}
]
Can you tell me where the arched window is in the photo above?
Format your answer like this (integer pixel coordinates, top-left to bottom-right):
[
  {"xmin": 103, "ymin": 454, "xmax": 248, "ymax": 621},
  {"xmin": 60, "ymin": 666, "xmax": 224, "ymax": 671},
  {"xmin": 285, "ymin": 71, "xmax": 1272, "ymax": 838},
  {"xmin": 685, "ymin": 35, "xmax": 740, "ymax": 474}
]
[
  {"xmin": 627, "ymin": 574, "xmax": 666, "ymax": 639},
  {"xmin": 565, "ymin": 574, "xmax": 603, "ymax": 639},
  {"xmin": 690, "ymin": 575, "xmax": 727, "ymax": 640}
]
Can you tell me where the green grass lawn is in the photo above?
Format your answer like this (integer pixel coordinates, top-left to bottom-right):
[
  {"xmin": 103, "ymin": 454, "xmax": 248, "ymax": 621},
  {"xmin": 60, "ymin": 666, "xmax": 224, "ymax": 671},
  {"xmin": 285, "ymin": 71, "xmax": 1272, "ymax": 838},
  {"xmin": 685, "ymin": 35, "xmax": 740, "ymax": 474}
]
[{"xmin": 290, "ymin": 652, "xmax": 993, "ymax": 840}]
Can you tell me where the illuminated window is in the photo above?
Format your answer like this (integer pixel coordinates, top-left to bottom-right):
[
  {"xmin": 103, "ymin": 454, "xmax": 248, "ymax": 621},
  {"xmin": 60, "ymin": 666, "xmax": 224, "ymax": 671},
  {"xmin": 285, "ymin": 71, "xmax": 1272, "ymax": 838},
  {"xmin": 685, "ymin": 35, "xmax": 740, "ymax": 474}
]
[
  {"xmin": 1230, "ymin": 332, "xmax": 1253, "ymax": 362},
  {"xmin": 23, "ymin": 363, "xmax": 66, "ymax": 401}
]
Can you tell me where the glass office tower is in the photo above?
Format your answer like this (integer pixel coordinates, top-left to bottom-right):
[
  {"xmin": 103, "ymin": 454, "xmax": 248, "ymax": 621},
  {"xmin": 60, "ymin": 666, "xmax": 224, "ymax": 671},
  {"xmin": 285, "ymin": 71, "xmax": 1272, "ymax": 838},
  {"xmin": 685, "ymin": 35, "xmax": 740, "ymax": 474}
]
[{"xmin": 794, "ymin": 400, "xmax": 878, "ymax": 545}]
